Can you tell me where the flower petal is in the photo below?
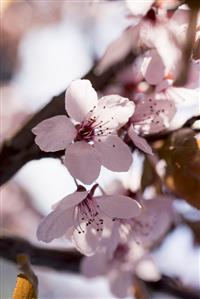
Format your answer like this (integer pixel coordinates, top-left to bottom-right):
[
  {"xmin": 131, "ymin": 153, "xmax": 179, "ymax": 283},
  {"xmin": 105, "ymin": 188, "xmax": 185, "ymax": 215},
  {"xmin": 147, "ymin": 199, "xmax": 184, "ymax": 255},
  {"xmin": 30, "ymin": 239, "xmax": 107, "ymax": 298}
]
[
  {"xmin": 109, "ymin": 270, "xmax": 132, "ymax": 298},
  {"xmin": 53, "ymin": 191, "xmax": 88, "ymax": 211},
  {"xmin": 37, "ymin": 207, "xmax": 74, "ymax": 243},
  {"xmin": 126, "ymin": 0, "xmax": 154, "ymax": 16},
  {"xmin": 65, "ymin": 79, "xmax": 98, "ymax": 122},
  {"xmin": 141, "ymin": 49, "xmax": 165, "ymax": 85},
  {"xmin": 133, "ymin": 96, "xmax": 176, "ymax": 134},
  {"xmin": 95, "ymin": 95, "xmax": 135, "ymax": 130},
  {"xmin": 81, "ymin": 252, "xmax": 107, "ymax": 277},
  {"xmin": 65, "ymin": 141, "xmax": 101, "ymax": 184},
  {"xmin": 132, "ymin": 197, "xmax": 173, "ymax": 246},
  {"xmin": 32, "ymin": 116, "xmax": 76, "ymax": 152},
  {"xmin": 94, "ymin": 136, "xmax": 133, "ymax": 172},
  {"xmin": 72, "ymin": 223, "xmax": 102, "ymax": 256},
  {"xmin": 95, "ymin": 195, "xmax": 141, "ymax": 219},
  {"xmin": 128, "ymin": 125, "xmax": 153, "ymax": 155}
]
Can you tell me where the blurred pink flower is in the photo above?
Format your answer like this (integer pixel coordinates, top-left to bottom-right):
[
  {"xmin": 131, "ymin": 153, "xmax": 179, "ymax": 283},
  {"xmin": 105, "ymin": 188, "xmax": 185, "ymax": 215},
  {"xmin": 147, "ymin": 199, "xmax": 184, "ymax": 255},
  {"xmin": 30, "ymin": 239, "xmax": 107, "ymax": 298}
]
[
  {"xmin": 37, "ymin": 185, "xmax": 141, "ymax": 256},
  {"xmin": 81, "ymin": 241, "xmax": 160, "ymax": 298},
  {"xmin": 118, "ymin": 196, "xmax": 174, "ymax": 246},
  {"xmin": 97, "ymin": 7, "xmax": 187, "ymax": 75},
  {"xmin": 127, "ymin": 95, "xmax": 176, "ymax": 154},
  {"xmin": 32, "ymin": 79, "xmax": 134, "ymax": 184}
]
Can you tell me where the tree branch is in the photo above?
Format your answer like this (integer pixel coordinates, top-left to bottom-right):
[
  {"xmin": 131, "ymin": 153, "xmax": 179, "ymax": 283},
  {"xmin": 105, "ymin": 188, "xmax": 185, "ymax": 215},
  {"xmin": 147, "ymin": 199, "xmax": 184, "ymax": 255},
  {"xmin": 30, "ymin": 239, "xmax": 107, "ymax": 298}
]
[
  {"xmin": 0, "ymin": 235, "xmax": 199, "ymax": 299},
  {"xmin": 0, "ymin": 235, "xmax": 82, "ymax": 273},
  {"xmin": 0, "ymin": 52, "xmax": 136, "ymax": 187}
]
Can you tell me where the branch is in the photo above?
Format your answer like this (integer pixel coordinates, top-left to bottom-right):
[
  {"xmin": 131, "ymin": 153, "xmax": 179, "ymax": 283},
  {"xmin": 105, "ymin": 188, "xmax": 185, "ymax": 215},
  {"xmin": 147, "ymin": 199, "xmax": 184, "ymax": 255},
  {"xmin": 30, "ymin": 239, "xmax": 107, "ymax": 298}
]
[
  {"xmin": 0, "ymin": 236, "xmax": 200, "ymax": 299},
  {"xmin": 0, "ymin": 235, "xmax": 82, "ymax": 273},
  {"xmin": 0, "ymin": 52, "xmax": 135, "ymax": 187}
]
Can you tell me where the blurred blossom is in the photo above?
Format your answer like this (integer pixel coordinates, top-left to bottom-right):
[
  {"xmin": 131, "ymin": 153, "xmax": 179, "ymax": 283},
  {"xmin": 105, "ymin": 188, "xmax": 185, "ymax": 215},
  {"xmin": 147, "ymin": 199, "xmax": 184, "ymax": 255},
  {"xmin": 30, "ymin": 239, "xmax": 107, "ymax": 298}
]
[
  {"xmin": 82, "ymin": 240, "xmax": 160, "ymax": 298},
  {"xmin": 1, "ymin": 182, "xmax": 42, "ymax": 240},
  {"xmin": 0, "ymin": 84, "xmax": 29, "ymax": 143}
]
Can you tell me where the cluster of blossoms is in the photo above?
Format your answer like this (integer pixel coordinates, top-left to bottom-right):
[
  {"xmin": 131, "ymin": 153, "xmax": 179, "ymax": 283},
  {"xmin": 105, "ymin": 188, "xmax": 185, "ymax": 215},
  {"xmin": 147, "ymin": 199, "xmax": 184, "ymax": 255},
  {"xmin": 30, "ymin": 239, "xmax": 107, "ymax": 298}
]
[
  {"xmin": 32, "ymin": 2, "xmax": 199, "ymax": 297},
  {"xmin": 33, "ymin": 79, "xmax": 175, "ymax": 297}
]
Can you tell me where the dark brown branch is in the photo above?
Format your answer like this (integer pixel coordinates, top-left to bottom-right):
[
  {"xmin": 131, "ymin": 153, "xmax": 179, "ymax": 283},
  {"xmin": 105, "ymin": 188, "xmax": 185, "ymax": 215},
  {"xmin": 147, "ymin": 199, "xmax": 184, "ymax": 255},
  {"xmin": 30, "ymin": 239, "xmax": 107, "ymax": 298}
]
[
  {"xmin": 0, "ymin": 235, "xmax": 200, "ymax": 299},
  {"xmin": 145, "ymin": 276, "xmax": 200, "ymax": 299},
  {"xmin": 0, "ymin": 235, "xmax": 82, "ymax": 273},
  {"xmin": 0, "ymin": 52, "xmax": 135, "ymax": 187}
]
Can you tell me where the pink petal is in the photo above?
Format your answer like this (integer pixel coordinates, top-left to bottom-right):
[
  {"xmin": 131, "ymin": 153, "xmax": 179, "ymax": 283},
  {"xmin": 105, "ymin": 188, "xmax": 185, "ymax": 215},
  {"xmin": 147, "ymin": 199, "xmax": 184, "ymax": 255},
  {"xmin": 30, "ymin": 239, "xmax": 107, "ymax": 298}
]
[
  {"xmin": 32, "ymin": 116, "xmax": 76, "ymax": 152},
  {"xmin": 96, "ymin": 27, "xmax": 136, "ymax": 74},
  {"xmin": 65, "ymin": 79, "xmax": 98, "ymax": 122},
  {"xmin": 141, "ymin": 49, "xmax": 165, "ymax": 85},
  {"xmin": 132, "ymin": 197, "xmax": 173, "ymax": 245},
  {"xmin": 94, "ymin": 136, "xmax": 133, "ymax": 172},
  {"xmin": 95, "ymin": 195, "xmax": 141, "ymax": 219},
  {"xmin": 109, "ymin": 270, "xmax": 132, "ymax": 298},
  {"xmin": 81, "ymin": 252, "xmax": 107, "ymax": 277},
  {"xmin": 72, "ymin": 223, "xmax": 102, "ymax": 256},
  {"xmin": 65, "ymin": 141, "xmax": 101, "ymax": 184},
  {"xmin": 53, "ymin": 191, "xmax": 88, "ymax": 211},
  {"xmin": 133, "ymin": 96, "xmax": 176, "ymax": 134},
  {"xmin": 95, "ymin": 95, "xmax": 135, "ymax": 130},
  {"xmin": 128, "ymin": 125, "xmax": 153, "ymax": 155},
  {"xmin": 37, "ymin": 207, "xmax": 74, "ymax": 243},
  {"xmin": 102, "ymin": 222, "xmax": 121, "ymax": 259}
]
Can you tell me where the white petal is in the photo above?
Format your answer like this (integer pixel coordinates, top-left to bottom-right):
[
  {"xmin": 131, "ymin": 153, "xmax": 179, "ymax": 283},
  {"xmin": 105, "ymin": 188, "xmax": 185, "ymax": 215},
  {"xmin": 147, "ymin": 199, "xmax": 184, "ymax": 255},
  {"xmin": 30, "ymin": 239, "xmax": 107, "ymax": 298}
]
[
  {"xmin": 37, "ymin": 207, "xmax": 74, "ymax": 243},
  {"xmin": 95, "ymin": 195, "xmax": 141, "ymax": 219},
  {"xmin": 65, "ymin": 141, "xmax": 101, "ymax": 184},
  {"xmin": 135, "ymin": 255, "xmax": 161, "ymax": 281},
  {"xmin": 94, "ymin": 136, "xmax": 132, "ymax": 172},
  {"xmin": 32, "ymin": 116, "xmax": 76, "ymax": 152},
  {"xmin": 94, "ymin": 95, "xmax": 135, "ymax": 130},
  {"xmin": 126, "ymin": 0, "xmax": 154, "ymax": 15},
  {"xmin": 65, "ymin": 79, "xmax": 98, "ymax": 122},
  {"xmin": 72, "ymin": 223, "xmax": 102, "ymax": 256}
]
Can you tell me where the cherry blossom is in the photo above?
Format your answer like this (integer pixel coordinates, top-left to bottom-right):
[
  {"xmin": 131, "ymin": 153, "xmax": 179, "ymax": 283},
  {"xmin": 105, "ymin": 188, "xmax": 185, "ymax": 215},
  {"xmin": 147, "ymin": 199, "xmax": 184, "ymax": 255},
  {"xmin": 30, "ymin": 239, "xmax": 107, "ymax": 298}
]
[
  {"xmin": 114, "ymin": 196, "xmax": 174, "ymax": 247},
  {"xmin": 97, "ymin": 7, "xmax": 187, "ymax": 75},
  {"xmin": 37, "ymin": 185, "xmax": 141, "ymax": 256},
  {"xmin": 81, "ymin": 240, "xmax": 160, "ymax": 298},
  {"xmin": 32, "ymin": 79, "xmax": 134, "ymax": 184},
  {"xmin": 126, "ymin": 95, "xmax": 176, "ymax": 155}
]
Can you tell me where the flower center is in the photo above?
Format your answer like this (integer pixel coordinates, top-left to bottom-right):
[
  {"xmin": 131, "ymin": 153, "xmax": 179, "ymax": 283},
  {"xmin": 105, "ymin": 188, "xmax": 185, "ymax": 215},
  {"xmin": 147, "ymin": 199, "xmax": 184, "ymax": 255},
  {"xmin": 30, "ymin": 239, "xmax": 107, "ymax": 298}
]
[
  {"xmin": 75, "ymin": 196, "xmax": 104, "ymax": 234},
  {"xmin": 75, "ymin": 114, "xmax": 113, "ymax": 143},
  {"xmin": 75, "ymin": 119, "xmax": 95, "ymax": 142}
]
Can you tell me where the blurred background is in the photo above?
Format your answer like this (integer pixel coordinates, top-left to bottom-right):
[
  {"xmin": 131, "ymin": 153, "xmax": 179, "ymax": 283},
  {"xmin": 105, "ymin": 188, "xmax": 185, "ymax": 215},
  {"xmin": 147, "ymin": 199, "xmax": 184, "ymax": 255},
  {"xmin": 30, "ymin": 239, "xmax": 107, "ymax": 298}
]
[{"xmin": 0, "ymin": 1, "xmax": 199, "ymax": 298}]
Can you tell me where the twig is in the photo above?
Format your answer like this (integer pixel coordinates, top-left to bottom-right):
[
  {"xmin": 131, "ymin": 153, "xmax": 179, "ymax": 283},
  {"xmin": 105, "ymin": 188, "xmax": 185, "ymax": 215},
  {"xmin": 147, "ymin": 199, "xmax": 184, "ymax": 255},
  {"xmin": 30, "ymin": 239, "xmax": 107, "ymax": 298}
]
[
  {"xmin": 0, "ymin": 235, "xmax": 199, "ymax": 299},
  {"xmin": 174, "ymin": 7, "xmax": 198, "ymax": 86}
]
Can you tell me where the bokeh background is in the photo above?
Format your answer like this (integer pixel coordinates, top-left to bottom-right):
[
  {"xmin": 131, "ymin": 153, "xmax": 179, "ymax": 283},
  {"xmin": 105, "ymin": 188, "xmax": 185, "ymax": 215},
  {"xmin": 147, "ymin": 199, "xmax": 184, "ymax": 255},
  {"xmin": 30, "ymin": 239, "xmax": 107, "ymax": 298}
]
[{"xmin": 1, "ymin": 1, "xmax": 199, "ymax": 298}]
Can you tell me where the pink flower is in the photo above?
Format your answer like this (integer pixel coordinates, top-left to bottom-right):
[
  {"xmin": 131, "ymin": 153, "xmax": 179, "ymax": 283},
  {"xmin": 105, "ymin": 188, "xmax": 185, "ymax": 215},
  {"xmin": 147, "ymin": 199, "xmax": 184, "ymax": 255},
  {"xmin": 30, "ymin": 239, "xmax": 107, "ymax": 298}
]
[
  {"xmin": 32, "ymin": 79, "xmax": 134, "ymax": 184},
  {"xmin": 97, "ymin": 7, "xmax": 186, "ymax": 75},
  {"xmin": 127, "ymin": 95, "xmax": 176, "ymax": 155},
  {"xmin": 81, "ymin": 241, "xmax": 160, "ymax": 298},
  {"xmin": 117, "ymin": 196, "xmax": 174, "ymax": 246},
  {"xmin": 37, "ymin": 185, "xmax": 141, "ymax": 256}
]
